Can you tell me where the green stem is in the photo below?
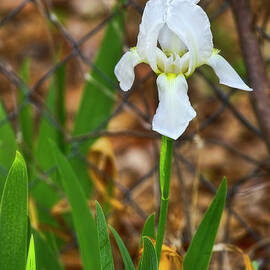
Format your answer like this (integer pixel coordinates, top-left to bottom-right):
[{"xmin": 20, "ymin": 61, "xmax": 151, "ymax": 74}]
[{"xmin": 155, "ymin": 136, "xmax": 173, "ymax": 264}]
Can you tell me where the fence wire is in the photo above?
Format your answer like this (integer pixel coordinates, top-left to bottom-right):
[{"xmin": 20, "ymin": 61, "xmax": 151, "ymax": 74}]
[{"xmin": 0, "ymin": 0, "xmax": 269, "ymax": 268}]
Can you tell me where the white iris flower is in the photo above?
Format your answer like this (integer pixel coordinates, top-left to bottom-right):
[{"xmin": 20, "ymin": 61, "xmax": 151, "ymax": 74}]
[{"xmin": 114, "ymin": 0, "xmax": 252, "ymax": 140}]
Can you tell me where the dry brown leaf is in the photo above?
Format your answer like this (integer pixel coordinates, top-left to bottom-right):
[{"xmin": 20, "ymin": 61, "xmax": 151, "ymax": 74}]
[
  {"xmin": 51, "ymin": 138, "xmax": 123, "ymax": 217},
  {"xmin": 87, "ymin": 138, "xmax": 123, "ymax": 211}
]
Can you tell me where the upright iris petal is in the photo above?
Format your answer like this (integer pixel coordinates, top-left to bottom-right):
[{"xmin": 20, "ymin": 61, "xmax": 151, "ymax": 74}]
[
  {"xmin": 114, "ymin": 0, "xmax": 253, "ymax": 140},
  {"xmin": 136, "ymin": 0, "xmax": 166, "ymax": 71},
  {"xmin": 166, "ymin": 0, "xmax": 213, "ymax": 75},
  {"xmin": 158, "ymin": 25, "xmax": 187, "ymax": 55}
]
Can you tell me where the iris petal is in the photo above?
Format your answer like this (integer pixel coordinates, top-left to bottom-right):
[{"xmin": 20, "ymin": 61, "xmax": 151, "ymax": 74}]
[
  {"xmin": 152, "ymin": 74, "xmax": 196, "ymax": 140},
  {"xmin": 158, "ymin": 24, "xmax": 186, "ymax": 55},
  {"xmin": 167, "ymin": 1, "xmax": 213, "ymax": 75},
  {"xmin": 114, "ymin": 49, "xmax": 142, "ymax": 92},
  {"xmin": 187, "ymin": 0, "xmax": 200, "ymax": 3},
  {"xmin": 207, "ymin": 53, "xmax": 253, "ymax": 91},
  {"xmin": 136, "ymin": 0, "xmax": 166, "ymax": 71}
]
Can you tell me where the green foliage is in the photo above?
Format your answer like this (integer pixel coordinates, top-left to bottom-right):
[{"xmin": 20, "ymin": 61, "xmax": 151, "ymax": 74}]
[
  {"xmin": 35, "ymin": 78, "xmax": 62, "ymax": 174},
  {"xmin": 0, "ymin": 101, "xmax": 17, "ymax": 199},
  {"xmin": 140, "ymin": 213, "xmax": 156, "ymax": 245},
  {"xmin": 96, "ymin": 201, "xmax": 115, "ymax": 270},
  {"xmin": 72, "ymin": 8, "xmax": 124, "ymax": 143},
  {"xmin": 50, "ymin": 141, "xmax": 100, "ymax": 270},
  {"xmin": 0, "ymin": 152, "xmax": 28, "ymax": 270},
  {"xmin": 31, "ymin": 77, "xmax": 62, "ymax": 227},
  {"xmin": 159, "ymin": 136, "xmax": 173, "ymax": 199},
  {"xmin": 156, "ymin": 136, "xmax": 173, "ymax": 263},
  {"xmin": 71, "ymin": 6, "xmax": 125, "ymax": 196},
  {"xmin": 55, "ymin": 62, "xmax": 66, "ymax": 152},
  {"xmin": 26, "ymin": 235, "xmax": 36, "ymax": 270},
  {"xmin": 109, "ymin": 225, "xmax": 135, "ymax": 270},
  {"xmin": 139, "ymin": 237, "xmax": 158, "ymax": 270},
  {"xmin": 33, "ymin": 231, "xmax": 64, "ymax": 270},
  {"xmin": 252, "ymin": 261, "xmax": 259, "ymax": 270},
  {"xmin": 18, "ymin": 59, "xmax": 34, "ymax": 155},
  {"xmin": 183, "ymin": 178, "xmax": 227, "ymax": 270}
]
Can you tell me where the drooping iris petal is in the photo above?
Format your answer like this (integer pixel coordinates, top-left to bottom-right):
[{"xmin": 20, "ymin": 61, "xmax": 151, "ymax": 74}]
[
  {"xmin": 158, "ymin": 24, "xmax": 186, "ymax": 55},
  {"xmin": 114, "ymin": 49, "xmax": 142, "ymax": 91},
  {"xmin": 167, "ymin": 1, "xmax": 213, "ymax": 75},
  {"xmin": 136, "ymin": 0, "xmax": 165, "ymax": 71},
  {"xmin": 207, "ymin": 53, "xmax": 253, "ymax": 91},
  {"xmin": 152, "ymin": 74, "xmax": 196, "ymax": 140}
]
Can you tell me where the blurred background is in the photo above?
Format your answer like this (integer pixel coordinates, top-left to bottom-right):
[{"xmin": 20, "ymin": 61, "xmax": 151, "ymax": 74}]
[{"xmin": 0, "ymin": 0, "xmax": 269, "ymax": 269}]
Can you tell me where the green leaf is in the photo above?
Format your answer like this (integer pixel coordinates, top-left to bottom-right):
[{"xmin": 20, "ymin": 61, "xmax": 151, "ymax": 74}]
[
  {"xmin": 183, "ymin": 178, "xmax": 227, "ymax": 270},
  {"xmin": 96, "ymin": 201, "xmax": 115, "ymax": 270},
  {"xmin": 252, "ymin": 261, "xmax": 259, "ymax": 270},
  {"xmin": 31, "ymin": 79, "xmax": 62, "ymax": 227},
  {"xmin": 72, "ymin": 7, "xmax": 124, "ymax": 142},
  {"xmin": 0, "ymin": 152, "xmax": 28, "ymax": 270},
  {"xmin": 71, "ymin": 3, "xmax": 125, "ymax": 196},
  {"xmin": 35, "ymin": 78, "xmax": 61, "ymax": 173},
  {"xmin": 139, "ymin": 237, "xmax": 158, "ymax": 270},
  {"xmin": 109, "ymin": 225, "xmax": 135, "ymax": 270},
  {"xmin": 55, "ymin": 62, "xmax": 66, "ymax": 128},
  {"xmin": 55, "ymin": 62, "xmax": 66, "ymax": 152},
  {"xmin": 50, "ymin": 140, "xmax": 100, "ymax": 270},
  {"xmin": 26, "ymin": 235, "xmax": 36, "ymax": 270},
  {"xmin": 18, "ymin": 59, "xmax": 34, "ymax": 154},
  {"xmin": 140, "ymin": 213, "xmax": 156, "ymax": 246},
  {"xmin": 0, "ymin": 101, "xmax": 17, "ymax": 199},
  {"xmin": 33, "ymin": 230, "xmax": 64, "ymax": 270}
]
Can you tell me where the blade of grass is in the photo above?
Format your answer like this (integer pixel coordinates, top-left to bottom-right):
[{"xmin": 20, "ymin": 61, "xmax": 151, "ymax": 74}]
[
  {"xmin": 140, "ymin": 213, "xmax": 156, "ymax": 246},
  {"xmin": 26, "ymin": 235, "xmax": 36, "ymax": 270},
  {"xmin": 31, "ymin": 79, "xmax": 62, "ymax": 227},
  {"xmin": 55, "ymin": 62, "xmax": 66, "ymax": 152},
  {"xmin": 183, "ymin": 178, "xmax": 227, "ymax": 270},
  {"xmin": 0, "ymin": 152, "xmax": 28, "ymax": 270},
  {"xmin": 72, "ymin": 5, "xmax": 124, "ymax": 146},
  {"xmin": 0, "ymin": 101, "xmax": 17, "ymax": 199},
  {"xmin": 109, "ymin": 225, "xmax": 135, "ymax": 270},
  {"xmin": 50, "ymin": 140, "xmax": 100, "ymax": 270},
  {"xmin": 18, "ymin": 59, "xmax": 33, "ymax": 155},
  {"xmin": 139, "ymin": 237, "xmax": 158, "ymax": 270},
  {"xmin": 96, "ymin": 201, "xmax": 115, "ymax": 270},
  {"xmin": 137, "ymin": 214, "xmax": 156, "ymax": 270},
  {"xmin": 33, "ymin": 230, "xmax": 64, "ymax": 270},
  {"xmin": 71, "ymin": 2, "xmax": 125, "ymax": 197},
  {"xmin": 35, "ymin": 78, "xmax": 62, "ymax": 177}
]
